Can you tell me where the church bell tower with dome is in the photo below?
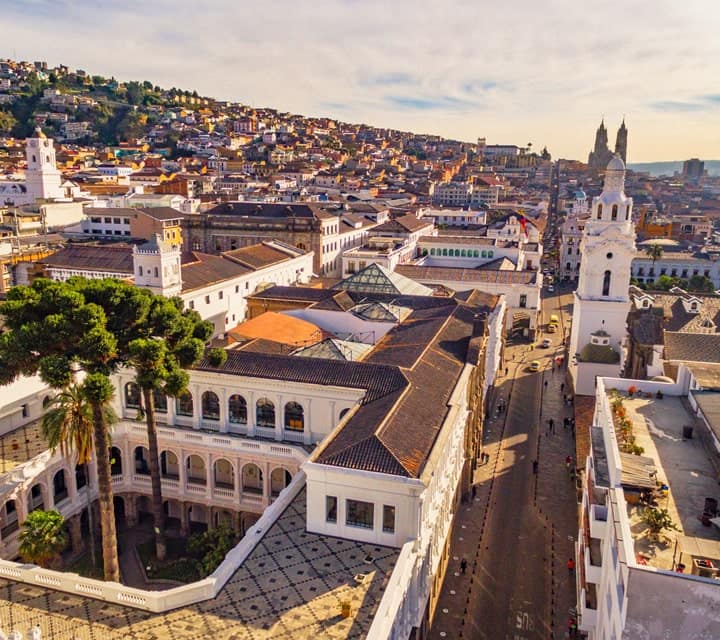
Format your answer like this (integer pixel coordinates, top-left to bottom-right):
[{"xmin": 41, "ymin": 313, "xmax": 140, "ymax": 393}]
[{"xmin": 568, "ymin": 154, "xmax": 636, "ymax": 395}]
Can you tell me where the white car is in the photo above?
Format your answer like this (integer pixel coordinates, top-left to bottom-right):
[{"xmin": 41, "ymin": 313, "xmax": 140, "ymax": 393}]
[
  {"xmin": 541, "ymin": 338, "xmax": 552, "ymax": 348},
  {"xmin": 547, "ymin": 285, "xmax": 555, "ymax": 293}
]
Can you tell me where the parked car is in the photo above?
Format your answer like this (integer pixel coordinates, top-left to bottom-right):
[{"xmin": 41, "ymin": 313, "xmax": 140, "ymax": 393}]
[
  {"xmin": 547, "ymin": 324, "xmax": 557, "ymax": 333},
  {"xmin": 547, "ymin": 285, "xmax": 555, "ymax": 293},
  {"xmin": 541, "ymin": 338, "xmax": 552, "ymax": 348},
  {"xmin": 529, "ymin": 360, "xmax": 541, "ymax": 372}
]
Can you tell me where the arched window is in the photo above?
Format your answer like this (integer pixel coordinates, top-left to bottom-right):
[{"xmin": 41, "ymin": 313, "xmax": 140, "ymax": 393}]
[
  {"xmin": 597, "ymin": 204, "xmax": 603, "ymax": 219},
  {"xmin": 566, "ymin": 262, "xmax": 572, "ymax": 270},
  {"xmin": 134, "ymin": 446, "xmax": 150, "ymax": 475},
  {"xmin": 339, "ymin": 408, "xmax": 350, "ymax": 420},
  {"xmin": 46, "ymin": 155, "xmax": 50, "ymax": 163},
  {"xmin": 430, "ymin": 248, "xmax": 436, "ymax": 256},
  {"xmin": 53, "ymin": 469, "xmax": 68, "ymax": 503},
  {"xmin": 138, "ymin": 266, "xmax": 143, "ymax": 276},
  {"xmin": 603, "ymin": 270, "xmax": 612, "ymax": 296},
  {"xmin": 202, "ymin": 391, "xmax": 220, "ymax": 420},
  {"xmin": 460, "ymin": 249, "xmax": 467, "ymax": 257},
  {"xmin": 176, "ymin": 391, "xmax": 193, "ymax": 416},
  {"xmin": 284, "ymin": 402, "xmax": 304, "ymax": 431},
  {"xmin": 481, "ymin": 250, "xmax": 487, "ymax": 258},
  {"xmin": 153, "ymin": 389, "xmax": 167, "ymax": 413},
  {"xmin": 31, "ymin": 155, "xmax": 36, "ymax": 163},
  {"xmin": 611, "ymin": 204, "xmax": 618, "ymax": 221},
  {"xmin": 473, "ymin": 250, "xmax": 479, "ymax": 257},
  {"xmin": 110, "ymin": 446, "xmax": 122, "ymax": 475},
  {"xmin": 442, "ymin": 248, "xmax": 448, "ymax": 256},
  {"xmin": 422, "ymin": 249, "xmax": 428, "ymax": 256},
  {"xmin": 454, "ymin": 249, "xmax": 461, "ymax": 257},
  {"xmin": 256, "ymin": 398, "xmax": 275, "ymax": 428},
  {"xmin": 626, "ymin": 205, "xmax": 631, "ymax": 220},
  {"xmin": 125, "ymin": 382, "xmax": 140, "ymax": 408},
  {"xmin": 488, "ymin": 250, "xmax": 494, "ymax": 258},
  {"xmin": 154, "ymin": 267, "xmax": 159, "ymax": 277},
  {"xmin": 229, "ymin": 395, "xmax": 247, "ymax": 423}
]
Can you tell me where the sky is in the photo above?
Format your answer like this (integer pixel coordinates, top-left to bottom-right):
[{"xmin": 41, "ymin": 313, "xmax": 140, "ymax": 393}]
[{"xmin": 3, "ymin": 0, "xmax": 720, "ymax": 161}]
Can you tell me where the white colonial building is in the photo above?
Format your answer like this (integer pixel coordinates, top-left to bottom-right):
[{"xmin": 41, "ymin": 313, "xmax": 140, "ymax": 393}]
[
  {"xmin": 569, "ymin": 156, "xmax": 636, "ymax": 395},
  {"xmin": 559, "ymin": 189, "xmax": 590, "ymax": 281}
]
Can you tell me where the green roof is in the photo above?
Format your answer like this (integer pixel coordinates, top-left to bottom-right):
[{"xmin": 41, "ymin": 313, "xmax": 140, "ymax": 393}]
[{"xmin": 578, "ymin": 343, "xmax": 620, "ymax": 364}]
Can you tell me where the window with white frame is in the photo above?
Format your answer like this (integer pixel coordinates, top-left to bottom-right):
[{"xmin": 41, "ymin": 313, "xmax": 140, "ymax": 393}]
[{"xmin": 346, "ymin": 499, "xmax": 374, "ymax": 529}]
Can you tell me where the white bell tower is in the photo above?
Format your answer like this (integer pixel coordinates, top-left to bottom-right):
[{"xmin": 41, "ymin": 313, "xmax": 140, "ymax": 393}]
[
  {"xmin": 24, "ymin": 127, "xmax": 64, "ymax": 201},
  {"xmin": 568, "ymin": 155, "xmax": 636, "ymax": 395},
  {"xmin": 133, "ymin": 234, "xmax": 183, "ymax": 297}
]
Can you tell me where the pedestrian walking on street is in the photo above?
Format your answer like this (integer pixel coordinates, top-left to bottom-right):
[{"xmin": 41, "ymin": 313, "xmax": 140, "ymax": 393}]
[
  {"xmin": 560, "ymin": 382, "xmax": 565, "ymax": 393},
  {"xmin": 565, "ymin": 455, "xmax": 572, "ymax": 469},
  {"xmin": 460, "ymin": 558, "xmax": 467, "ymax": 574},
  {"xmin": 549, "ymin": 418, "xmax": 555, "ymax": 434},
  {"xmin": 567, "ymin": 558, "xmax": 575, "ymax": 576},
  {"xmin": 532, "ymin": 459, "xmax": 538, "ymax": 474},
  {"xmin": 505, "ymin": 366, "xmax": 509, "ymax": 376},
  {"xmin": 544, "ymin": 379, "xmax": 548, "ymax": 389},
  {"xmin": 472, "ymin": 485, "xmax": 477, "ymax": 498}
]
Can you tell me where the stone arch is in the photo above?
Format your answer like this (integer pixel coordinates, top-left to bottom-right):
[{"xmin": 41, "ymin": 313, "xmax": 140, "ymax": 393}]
[
  {"xmin": 603, "ymin": 270, "xmax": 612, "ymax": 296},
  {"xmin": 270, "ymin": 467, "xmax": 292, "ymax": 497},
  {"xmin": 202, "ymin": 391, "xmax": 220, "ymax": 421},
  {"xmin": 52, "ymin": 468, "xmax": 69, "ymax": 504},
  {"xmin": 125, "ymin": 382, "xmax": 140, "ymax": 408},
  {"xmin": 113, "ymin": 496, "xmax": 126, "ymax": 529},
  {"xmin": 284, "ymin": 401, "xmax": 304, "ymax": 431},
  {"xmin": 186, "ymin": 454, "xmax": 207, "ymax": 485},
  {"xmin": 176, "ymin": 390, "xmax": 194, "ymax": 416},
  {"xmin": 597, "ymin": 203, "xmax": 602, "ymax": 219},
  {"xmin": 611, "ymin": 204, "xmax": 618, "ymax": 220},
  {"xmin": 136, "ymin": 495, "xmax": 152, "ymax": 523},
  {"xmin": 241, "ymin": 463, "xmax": 263, "ymax": 495},
  {"xmin": 0, "ymin": 498, "xmax": 19, "ymax": 537},
  {"xmin": 256, "ymin": 398, "xmax": 275, "ymax": 428},
  {"xmin": 110, "ymin": 446, "xmax": 123, "ymax": 475},
  {"xmin": 134, "ymin": 445, "xmax": 150, "ymax": 475},
  {"xmin": 228, "ymin": 394, "xmax": 247, "ymax": 424},
  {"xmin": 153, "ymin": 389, "xmax": 168, "ymax": 413},
  {"xmin": 213, "ymin": 458, "xmax": 235, "ymax": 489},
  {"xmin": 28, "ymin": 482, "xmax": 46, "ymax": 512},
  {"xmin": 187, "ymin": 504, "xmax": 208, "ymax": 533},
  {"xmin": 160, "ymin": 450, "xmax": 179, "ymax": 479},
  {"xmin": 75, "ymin": 463, "xmax": 88, "ymax": 491},
  {"xmin": 339, "ymin": 407, "xmax": 351, "ymax": 421}
]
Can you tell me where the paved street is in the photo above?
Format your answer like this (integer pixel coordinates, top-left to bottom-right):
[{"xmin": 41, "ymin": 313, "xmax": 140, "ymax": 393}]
[{"xmin": 429, "ymin": 289, "xmax": 578, "ymax": 640}]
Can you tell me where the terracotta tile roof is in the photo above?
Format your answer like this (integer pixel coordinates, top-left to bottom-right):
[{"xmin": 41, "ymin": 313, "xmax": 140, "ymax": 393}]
[
  {"xmin": 247, "ymin": 286, "xmax": 335, "ymax": 303},
  {"xmin": 664, "ymin": 331, "xmax": 720, "ymax": 363},
  {"xmin": 41, "ymin": 244, "xmax": 134, "ymax": 274},
  {"xmin": 222, "ymin": 243, "xmax": 296, "ymax": 269},
  {"xmin": 180, "ymin": 251, "xmax": 252, "ymax": 291},
  {"xmin": 228, "ymin": 312, "xmax": 326, "ymax": 347},
  {"xmin": 371, "ymin": 214, "xmax": 432, "ymax": 234},
  {"xmin": 203, "ymin": 202, "xmax": 330, "ymax": 219},
  {"xmin": 396, "ymin": 264, "xmax": 537, "ymax": 285}
]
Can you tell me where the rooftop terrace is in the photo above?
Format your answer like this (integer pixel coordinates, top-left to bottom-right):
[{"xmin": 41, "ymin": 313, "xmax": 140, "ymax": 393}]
[
  {"xmin": 615, "ymin": 394, "xmax": 720, "ymax": 571},
  {"xmin": 0, "ymin": 488, "xmax": 399, "ymax": 639}
]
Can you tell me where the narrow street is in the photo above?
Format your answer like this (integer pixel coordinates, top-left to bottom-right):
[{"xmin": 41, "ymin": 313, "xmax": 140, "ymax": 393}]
[{"xmin": 429, "ymin": 289, "xmax": 578, "ymax": 639}]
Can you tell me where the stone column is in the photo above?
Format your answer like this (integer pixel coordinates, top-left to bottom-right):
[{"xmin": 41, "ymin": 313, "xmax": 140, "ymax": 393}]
[
  {"xmin": 262, "ymin": 461, "xmax": 271, "ymax": 508},
  {"xmin": 69, "ymin": 514, "xmax": 85, "ymax": 554},
  {"xmin": 219, "ymin": 388, "xmax": 228, "ymax": 433},
  {"xmin": 192, "ymin": 385, "xmax": 201, "ymax": 429},
  {"xmin": 234, "ymin": 510, "xmax": 243, "ymax": 536},
  {"xmin": 276, "ymin": 394, "xmax": 284, "ymax": 441},
  {"xmin": 125, "ymin": 494, "xmax": 138, "ymax": 528},
  {"xmin": 179, "ymin": 502, "xmax": 189, "ymax": 537},
  {"xmin": 247, "ymin": 391, "xmax": 256, "ymax": 437}
]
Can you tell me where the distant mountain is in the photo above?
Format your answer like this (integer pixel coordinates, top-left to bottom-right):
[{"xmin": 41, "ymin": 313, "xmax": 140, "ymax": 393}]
[{"xmin": 628, "ymin": 160, "xmax": 720, "ymax": 177}]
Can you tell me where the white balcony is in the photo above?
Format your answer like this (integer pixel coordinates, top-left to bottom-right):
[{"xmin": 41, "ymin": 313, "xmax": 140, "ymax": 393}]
[
  {"xmin": 590, "ymin": 503, "xmax": 608, "ymax": 540},
  {"xmin": 584, "ymin": 543, "xmax": 602, "ymax": 584},
  {"xmin": 579, "ymin": 587, "xmax": 598, "ymax": 632}
]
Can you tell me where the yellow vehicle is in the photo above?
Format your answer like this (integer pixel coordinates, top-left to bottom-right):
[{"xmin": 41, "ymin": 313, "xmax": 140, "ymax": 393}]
[
  {"xmin": 529, "ymin": 360, "xmax": 541, "ymax": 372},
  {"xmin": 549, "ymin": 314, "xmax": 560, "ymax": 325},
  {"xmin": 547, "ymin": 323, "xmax": 557, "ymax": 333}
]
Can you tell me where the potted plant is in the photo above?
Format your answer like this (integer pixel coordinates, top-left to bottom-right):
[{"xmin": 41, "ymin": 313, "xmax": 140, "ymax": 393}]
[
  {"xmin": 628, "ymin": 385, "xmax": 638, "ymax": 398},
  {"xmin": 642, "ymin": 507, "xmax": 680, "ymax": 541}
]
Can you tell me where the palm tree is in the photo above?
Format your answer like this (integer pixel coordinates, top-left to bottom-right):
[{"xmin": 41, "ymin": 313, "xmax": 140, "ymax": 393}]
[
  {"xmin": 645, "ymin": 244, "xmax": 663, "ymax": 282},
  {"xmin": 128, "ymin": 298, "xmax": 212, "ymax": 562},
  {"xmin": 41, "ymin": 383, "xmax": 116, "ymax": 570},
  {"xmin": 19, "ymin": 510, "xmax": 68, "ymax": 568}
]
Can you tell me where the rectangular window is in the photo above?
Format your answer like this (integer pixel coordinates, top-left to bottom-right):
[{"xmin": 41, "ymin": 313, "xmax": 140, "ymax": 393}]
[
  {"xmin": 104, "ymin": 230, "xmax": 112, "ymax": 235},
  {"xmin": 519, "ymin": 294, "xmax": 527, "ymax": 308},
  {"xmin": 219, "ymin": 291, "xmax": 224, "ymax": 300},
  {"xmin": 90, "ymin": 217, "xmax": 102, "ymax": 223},
  {"xmin": 383, "ymin": 505, "xmax": 395, "ymax": 533},
  {"xmin": 235, "ymin": 285, "xmax": 239, "ymax": 293},
  {"xmin": 189, "ymin": 301, "xmax": 195, "ymax": 310},
  {"xmin": 21, "ymin": 404, "xmax": 29, "ymax": 418},
  {"xmin": 205, "ymin": 295, "xmax": 210, "ymax": 304},
  {"xmin": 346, "ymin": 499, "xmax": 374, "ymax": 529},
  {"xmin": 104, "ymin": 217, "xmax": 112, "ymax": 223},
  {"xmin": 113, "ymin": 217, "xmax": 121, "ymax": 224},
  {"xmin": 123, "ymin": 218, "xmax": 130, "ymax": 224},
  {"xmin": 326, "ymin": 496, "xmax": 337, "ymax": 523}
]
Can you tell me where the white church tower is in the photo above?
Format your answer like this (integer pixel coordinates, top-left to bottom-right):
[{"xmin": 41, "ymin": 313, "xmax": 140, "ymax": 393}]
[
  {"xmin": 24, "ymin": 127, "xmax": 64, "ymax": 201},
  {"xmin": 568, "ymin": 155, "xmax": 636, "ymax": 395},
  {"xmin": 133, "ymin": 234, "xmax": 183, "ymax": 297}
]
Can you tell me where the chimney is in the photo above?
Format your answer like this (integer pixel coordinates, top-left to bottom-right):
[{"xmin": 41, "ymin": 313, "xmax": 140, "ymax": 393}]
[{"xmin": 473, "ymin": 312, "xmax": 488, "ymax": 337}]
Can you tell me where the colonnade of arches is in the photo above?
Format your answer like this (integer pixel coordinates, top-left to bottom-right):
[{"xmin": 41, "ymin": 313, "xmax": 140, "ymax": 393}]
[{"xmin": 124, "ymin": 383, "xmax": 306, "ymax": 431}]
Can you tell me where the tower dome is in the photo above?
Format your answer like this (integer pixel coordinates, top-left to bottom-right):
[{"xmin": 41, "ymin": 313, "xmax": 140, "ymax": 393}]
[{"xmin": 604, "ymin": 154, "xmax": 626, "ymax": 192}]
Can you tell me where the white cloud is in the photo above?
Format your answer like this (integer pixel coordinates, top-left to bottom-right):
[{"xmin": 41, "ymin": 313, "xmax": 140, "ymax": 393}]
[{"xmin": 3, "ymin": 0, "xmax": 720, "ymax": 160}]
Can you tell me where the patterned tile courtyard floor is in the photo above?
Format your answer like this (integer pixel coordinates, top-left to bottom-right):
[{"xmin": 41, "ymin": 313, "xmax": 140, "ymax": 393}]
[{"xmin": 0, "ymin": 489, "xmax": 399, "ymax": 639}]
